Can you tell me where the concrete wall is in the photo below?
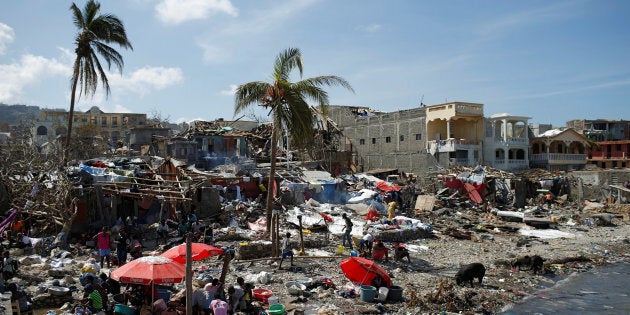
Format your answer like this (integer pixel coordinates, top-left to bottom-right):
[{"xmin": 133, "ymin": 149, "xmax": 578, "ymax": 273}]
[{"xmin": 328, "ymin": 106, "xmax": 432, "ymax": 175}]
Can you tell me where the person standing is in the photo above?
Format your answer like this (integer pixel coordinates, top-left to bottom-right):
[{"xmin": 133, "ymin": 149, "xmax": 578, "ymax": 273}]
[
  {"xmin": 278, "ymin": 232, "xmax": 294, "ymax": 269},
  {"xmin": 341, "ymin": 213, "xmax": 354, "ymax": 250},
  {"xmin": 156, "ymin": 219, "xmax": 169, "ymax": 245},
  {"xmin": 95, "ymin": 226, "xmax": 112, "ymax": 268},
  {"xmin": 116, "ymin": 228, "xmax": 128, "ymax": 266}
]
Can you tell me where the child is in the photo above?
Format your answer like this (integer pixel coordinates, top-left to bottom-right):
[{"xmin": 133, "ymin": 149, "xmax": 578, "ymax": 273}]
[{"xmin": 278, "ymin": 232, "xmax": 294, "ymax": 269}]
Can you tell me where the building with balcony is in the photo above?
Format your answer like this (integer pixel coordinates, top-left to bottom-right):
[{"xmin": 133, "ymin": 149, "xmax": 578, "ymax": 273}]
[
  {"xmin": 426, "ymin": 102, "xmax": 484, "ymax": 167},
  {"xmin": 587, "ymin": 140, "xmax": 629, "ymax": 169},
  {"xmin": 530, "ymin": 128, "xmax": 587, "ymax": 171},
  {"xmin": 33, "ymin": 106, "xmax": 147, "ymax": 146},
  {"xmin": 483, "ymin": 113, "xmax": 530, "ymax": 170}
]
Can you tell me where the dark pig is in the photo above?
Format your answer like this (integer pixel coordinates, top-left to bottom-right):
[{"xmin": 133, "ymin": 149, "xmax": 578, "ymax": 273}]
[
  {"xmin": 511, "ymin": 255, "xmax": 532, "ymax": 271},
  {"xmin": 530, "ymin": 255, "xmax": 545, "ymax": 274},
  {"xmin": 455, "ymin": 263, "xmax": 486, "ymax": 287}
]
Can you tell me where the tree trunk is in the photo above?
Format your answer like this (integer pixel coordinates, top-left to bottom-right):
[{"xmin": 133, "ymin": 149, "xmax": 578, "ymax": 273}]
[
  {"xmin": 265, "ymin": 118, "xmax": 278, "ymax": 235},
  {"xmin": 65, "ymin": 65, "xmax": 80, "ymax": 161}
]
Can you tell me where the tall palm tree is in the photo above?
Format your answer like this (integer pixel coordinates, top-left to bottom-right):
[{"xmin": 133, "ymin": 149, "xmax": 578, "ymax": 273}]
[
  {"xmin": 65, "ymin": 0, "xmax": 132, "ymax": 154},
  {"xmin": 234, "ymin": 48, "xmax": 354, "ymax": 234}
]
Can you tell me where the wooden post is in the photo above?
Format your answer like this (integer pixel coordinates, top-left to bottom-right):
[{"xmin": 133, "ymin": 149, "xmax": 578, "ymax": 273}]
[
  {"xmin": 185, "ymin": 234, "xmax": 192, "ymax": 315},
  {"xmin": 270, "ymin": 212, "xmax": 277, "ymax": 257},
  {"xmin": 297, "ymin": 215, "xmax": 305, "ymax": 255}
]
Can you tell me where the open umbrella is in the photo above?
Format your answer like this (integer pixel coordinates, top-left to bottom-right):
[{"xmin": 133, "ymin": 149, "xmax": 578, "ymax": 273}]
[
  {"xmin": 340, "ymin": 257, "xmax": 393, "ymax": 287},
  {"xmin": 160, "ymin": 242, "xmax": 223, "ymax": 264},
  {"xmin": 110, "ymin": 256, "xmax": 186, "ymax": 285}
]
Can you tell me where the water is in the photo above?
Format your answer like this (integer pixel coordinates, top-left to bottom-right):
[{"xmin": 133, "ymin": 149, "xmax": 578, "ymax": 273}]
[{"xmin": 501, "ymin": 262, "xmax": 630, "ymax": 314}]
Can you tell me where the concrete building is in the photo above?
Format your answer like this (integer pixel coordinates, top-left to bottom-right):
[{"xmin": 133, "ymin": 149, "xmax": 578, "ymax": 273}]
[
  {"xmin": 483, "ymin": 113, "xmax": 531, "ymax": 170},
  {"xmin": 530, "ymin": 128, "xmax": 588, "ymax": 171},
  {"xmin": 567, "ymin": 119, "xmax": 630, "ymax": 141},
  {"xmin": 33, "ymin": 106, "xmax": 147, "ymax": 146},
  {"xmin": 587, "ymin": 140, "xmax": 630, "ymax": 169},
  {"xmin": 425, "ymin": 102, "xmax": 484, "ymax": 167},
  {"xmin": 326, "ymin": 105, "xmax": 434, "ymax": 175}
]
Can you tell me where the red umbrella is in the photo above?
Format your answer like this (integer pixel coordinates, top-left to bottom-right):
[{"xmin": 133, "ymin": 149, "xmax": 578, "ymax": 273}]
[
  {"xmin": 160, "ymin": 242, "xmax": 223, "ymax": 264},
  {"xmin": 110, "ymin": 256, "xmax": 186, "ymax": 285},
  {"xmin": 340, "ymin": 257, "xmax": 393, "ymax": 287}
]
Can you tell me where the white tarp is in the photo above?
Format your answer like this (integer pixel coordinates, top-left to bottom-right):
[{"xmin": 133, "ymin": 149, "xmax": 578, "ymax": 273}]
[{"xmin": 518, "ymin": 228, "xmax": 575, "ymax": 239}]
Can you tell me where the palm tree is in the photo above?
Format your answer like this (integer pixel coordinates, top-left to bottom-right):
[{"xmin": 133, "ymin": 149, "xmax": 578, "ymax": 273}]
[
  {"xmin": 234, "ymin": 48, "xmax": 354, "ymax": 234},
  {"xmin": 65, "ymin": 0, "xmax": 133, "ymax": 155}
]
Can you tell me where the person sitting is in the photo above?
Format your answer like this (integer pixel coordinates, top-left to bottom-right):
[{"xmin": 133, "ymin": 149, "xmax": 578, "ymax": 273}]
[
  {"xmin": 394, "ymin": 243, "xmax": 412, "ymax": 263},
  {"xmin": 2, "ymin": 251, "xmax": 18, "ymax": 280},
  {"xmin": 82, "ymin": 283, "xmax": 103, "ymax": 313},
  {"xmin": 370, "ymin": 275, "xmax": 385, "ymax": 289},
  {"xmin": 7, "ymin": 283, "xmax": 32, "ymax": 313},
  {"xmin": 371, "ymin": 240, "xmax": 389, "ymax": 262},
  {"xmin": 210, "ymin": 295, "xmax": 228, "ymax": 315},
  {"xmin": 16, "ymin": 233, "xmax": 32, "ymax": 250}
]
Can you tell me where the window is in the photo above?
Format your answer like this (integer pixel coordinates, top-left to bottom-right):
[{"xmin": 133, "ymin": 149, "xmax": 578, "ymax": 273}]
[
  {"xmin": 399, "ymin": 135, "xmax": 404, "ymax": 141},
  {"xmin": 371, "ymin": 138, "xmax": 376, "ymax": 144},
  {"xmin": 112, "ymin": 117, "xmax": 118, "ymax": 126},
  {"xmin": 616, "ymin": 144, "xmax": 622, "ymax": 151},
  {"xmin": 385, "ymin": 136, "xmax": 392, "ymax": 143},
  {"xmin": 359, "ymin": 139, "xmax": 365, "ymax": 145},
  {"xmin": 101, "ymin": 117, "xmax": 107, "ymax": 127},
  {"xmin": 415, "ymin": 134, "xmax": 422, "ymax": 140}
]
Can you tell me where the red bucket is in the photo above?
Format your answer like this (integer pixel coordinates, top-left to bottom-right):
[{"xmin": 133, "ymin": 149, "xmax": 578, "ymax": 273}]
[{"xmin": 253, "ymin": 288, "xmax": 273, "ymax": 303}]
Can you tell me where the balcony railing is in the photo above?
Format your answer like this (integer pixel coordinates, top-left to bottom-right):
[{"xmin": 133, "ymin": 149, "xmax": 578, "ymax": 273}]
[{"xmin": 530, "ymin": 153, "xmax": 586, "ymax": 163}]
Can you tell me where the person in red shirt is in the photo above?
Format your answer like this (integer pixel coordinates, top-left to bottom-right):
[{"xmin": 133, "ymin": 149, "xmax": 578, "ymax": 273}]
[{"xmin": 371, "ymin": 240, "xmax": 389, "ymax": 262}]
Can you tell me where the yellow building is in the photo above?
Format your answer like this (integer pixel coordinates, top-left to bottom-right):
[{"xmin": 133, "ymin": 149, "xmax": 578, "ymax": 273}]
[{"xmin": 33, "ymin": 106, "xmax": 147, "ymax": 146}]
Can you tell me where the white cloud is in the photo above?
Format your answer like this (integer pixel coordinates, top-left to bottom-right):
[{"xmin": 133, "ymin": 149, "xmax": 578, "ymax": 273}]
[
  {"xmin": 220, "ymin": 84, "xmax": 237, "ymax": 95},
  {"xmin": 155, "ymin": 0, "xmax": 238, "ymax": 25},
  {"xmin": 113, "ymin": 66, "xmax": 185, "ymax": 95},
  {"xmin": 0, "ymin": 23, "xmax": 15, "ymax": 55},
  {"xmin": 0, "ymin": 54, "xmax": 70, "ymax": 102},
  {"xmin": 112, "ymin": 104, "xmax": 133, "ymax": 113},
  {"xmin": 356, "ymin": 23, "xmax": 382, "ymax": 33},
  {"xmin": 198, "ymin": 0, "xmax": 319, "ymax": 64}
]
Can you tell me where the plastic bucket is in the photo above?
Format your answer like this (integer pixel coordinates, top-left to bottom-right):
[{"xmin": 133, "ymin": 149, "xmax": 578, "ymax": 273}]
[
  {"xmin": 114, "ymin": 304, "xmax": 135, "ymax": 315},
  {"xmin": 267, "ymin": 295, "xmax": 279, "ymax": 305},
  {"xmin": 387, "ymin": 285, "xmax": 403, "ymax": 302},
  {"xmin": 350, "ymin": 250, "xmax": 358, "ymax": 257},
  {"xmin": 268, "ymin": 303, "xmax": 285, "ymax": 315},
  {"xmin": 377, "ymin": 286, "xmax": 389, "ymax": 301},
  {"xmin": 360, "ymin": 285, "xmax": 377, "ymax": 302}
]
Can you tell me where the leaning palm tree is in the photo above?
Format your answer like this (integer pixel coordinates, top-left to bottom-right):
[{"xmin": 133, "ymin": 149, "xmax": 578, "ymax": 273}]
[
  {"xmin": 234, "ymin": 48, "xmax": 354, "ymax": 234},
  {"xmin": 65, "ymin": 0, "xmax": 133, "ymax": 155}
]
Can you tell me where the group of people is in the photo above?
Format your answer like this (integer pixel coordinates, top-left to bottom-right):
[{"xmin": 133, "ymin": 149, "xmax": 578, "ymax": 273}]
[{"xmin": 189, "ymin": 276, "xmax": 252, "ymax": 315}]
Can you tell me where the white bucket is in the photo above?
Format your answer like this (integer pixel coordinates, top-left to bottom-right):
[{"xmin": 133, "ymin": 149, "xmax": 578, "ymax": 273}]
[
  {"xmin": 267, "ymin": 295, "xmax": 279, "ymax": 305},
  {"xmin": 377, "ymin": 286, "xmax": 389, "ymax": 301}
]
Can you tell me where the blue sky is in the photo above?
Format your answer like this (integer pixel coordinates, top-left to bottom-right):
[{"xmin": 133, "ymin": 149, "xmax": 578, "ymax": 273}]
[{"xmin": 1, "ymin": 0, "xmax": 628, "ymax": 126}]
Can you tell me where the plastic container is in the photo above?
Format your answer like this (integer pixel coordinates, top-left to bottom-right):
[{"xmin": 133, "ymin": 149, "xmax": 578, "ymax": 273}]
[
  {"xmin": 268, "ymin": 303, "xmax": 285, "ymax": 315},
  {"xmin": 252, "ymin": 288, "xmax": 273, "ymax": 303},
  {"xmin": 336, "ymin": 245, "xmax": 345, "ymax": 255},
  {"xmin": 267, "ymin": 295, "xmax": 279, "ymax": 305},
  {"xmin": 360, "ymin": 285, "xmax": 377, "ymax": 302},
  {"xmin": 387, "ymin": 285, "xmax": 403, "ymax": 302},
  {"xmin": 377, "ymin": 286, "xmax": 389, "ymax": 301},
  {"xmin": 114, "ymin": 304, "xmax": 135, "ymax": 315},
  {"xmin": 350, "ymin": 250, "xmax": 358, "ymax": 257}
]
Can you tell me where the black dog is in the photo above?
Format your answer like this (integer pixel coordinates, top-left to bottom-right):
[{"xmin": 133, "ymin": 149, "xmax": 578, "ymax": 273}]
[{"xmin": 455, "ymin": 263, "xmax": 486, "ymax": 287}]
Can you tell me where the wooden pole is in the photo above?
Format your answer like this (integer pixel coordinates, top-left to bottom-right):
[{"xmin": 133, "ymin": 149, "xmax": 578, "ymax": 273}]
[
  {"xmin": 185, "ymin": 234, "xmax": 192, "ymax": 315},
  {"xmin": 297, "ymin": 215, "xmax": 305, "ymax": 255}
]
